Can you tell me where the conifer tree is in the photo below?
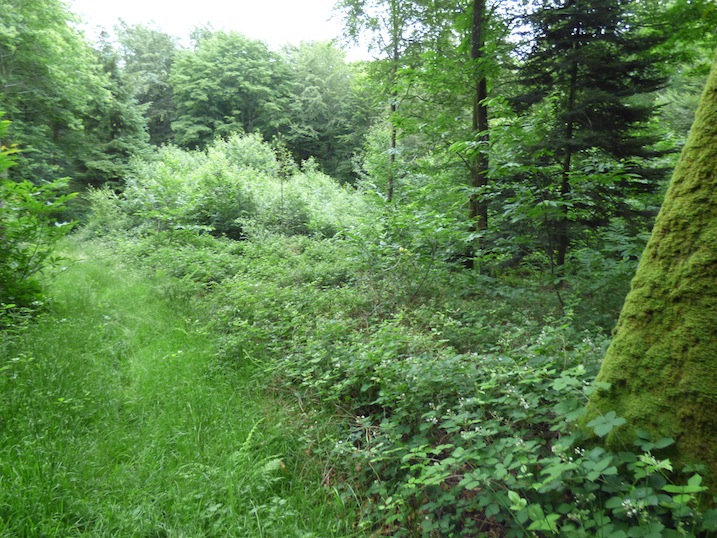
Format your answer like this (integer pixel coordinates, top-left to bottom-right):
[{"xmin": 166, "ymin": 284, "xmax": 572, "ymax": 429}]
[
  {"xmin": 77, "ymin": 32, "xmax": 150, "ymax": 187},
  {"xmin": 0, "ymin": 0, "xmax": 149, "ymax": 186},
  {"xmin": 513, "ymin": 0, "xmax": 667, "ymax": 266}
]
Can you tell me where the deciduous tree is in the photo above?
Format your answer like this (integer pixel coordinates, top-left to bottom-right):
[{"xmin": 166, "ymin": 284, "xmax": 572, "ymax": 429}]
[
  {"xmin": 117, "ymin": 22, "xmax": 178, "ymax": 146},
  {"xmin": 170, "ymin": 31, "xmax": 290, "ymax": 149},
  {"xmin": 337, "ymin": 0, "xmax": 426, "ymax": 200},
  {"xmin": 0, "ymin": 0, "xmax": 101, "ymax": 181},
  {"xmin": 282, "ymin": 41, "xmax": 376, "ymax": 182},
  {"xmin": 0, "ymin": 0, "xmax": 149, "ymax": 186}
]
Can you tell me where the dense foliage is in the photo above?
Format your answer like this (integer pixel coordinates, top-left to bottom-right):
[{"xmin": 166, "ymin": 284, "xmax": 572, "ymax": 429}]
[
  {"xmin": 85, "ymin": 133, "xmax": 370, "ymax": 240},
  {"xmin": 72, "ymin": 119, "xmax": 714, "ymax": 534},
  {"xmin": 0, "ymin": 117, "xmax": 75, "ymax": 322},
  {"xmin": 0, "ymin": 0, "xmax": 149, "ymax": 186}
]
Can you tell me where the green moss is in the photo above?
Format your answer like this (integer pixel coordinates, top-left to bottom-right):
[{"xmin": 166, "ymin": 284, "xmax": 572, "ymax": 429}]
[{"xmin": 586, "ymin": 55, "xmax": 717, "ymax": 489}]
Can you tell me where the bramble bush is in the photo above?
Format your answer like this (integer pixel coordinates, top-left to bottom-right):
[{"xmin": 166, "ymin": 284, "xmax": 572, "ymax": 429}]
[
  {"xmin": 320, "ymin": 336, "xmax": 717, "ymax": 537},
  {"xmin": 182, "ymin": 215, "xmax": 715, "ymax": 536}
]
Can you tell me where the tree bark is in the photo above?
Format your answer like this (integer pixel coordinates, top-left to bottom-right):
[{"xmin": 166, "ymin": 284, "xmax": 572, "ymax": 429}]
[
  {"xmin": 555, "ymin": 58, "xmax": 577, "ymax": 267},
  {"xmin": 388, "ymin": 95, "xmax": 397, "ymax": 202},
  {"xmin": 587, "ymin": 54, "xmax": 717, "ymax": 489},
  {"xmin": 466, "ymin": 0, "xmax": 489, "ymax": 268},
  {"xmin": 387, "ymin": 0, "xmax": 400, "ymax": 203}
]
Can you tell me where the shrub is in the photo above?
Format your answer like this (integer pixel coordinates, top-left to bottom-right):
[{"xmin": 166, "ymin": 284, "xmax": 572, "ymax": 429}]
[
  {"xmin": 277, "ymin": 314, "xmax": 717, "ymax": 537},
  {"xmin": 80, "ymin": 186, "xmax": 132, "ymax": 237},
  {"xmin": 94, "ymin": 134, "xmax": 370, "ymax": 240},
  {"xmin": 190, "ymin": 157, "xmax": 259, "ymax": 239},
  {"xmin": 198, "ymin": 216, "xmax": 716, "ymax": 536},
  {"xmin": 121, "ymin": 145, "xmax": 204, "ymax": 232},
  {"xmin": 0, "ymin": 117, "xmax": 76, "ymax": 315},
  {"xmin": 220, "ymin": 132, "xmax": 280, "ymax": 175}
]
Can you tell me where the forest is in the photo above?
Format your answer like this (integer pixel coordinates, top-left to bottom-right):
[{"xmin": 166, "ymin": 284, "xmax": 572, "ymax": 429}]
[{"xmin": 1, "ymin": 0, "xmax": 717, "ymax": 535}]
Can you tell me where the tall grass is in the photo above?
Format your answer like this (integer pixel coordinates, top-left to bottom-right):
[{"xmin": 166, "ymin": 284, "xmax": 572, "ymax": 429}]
[{"xmin": 0, "ymin": 239, "xmax": 364, "ymax": 537}]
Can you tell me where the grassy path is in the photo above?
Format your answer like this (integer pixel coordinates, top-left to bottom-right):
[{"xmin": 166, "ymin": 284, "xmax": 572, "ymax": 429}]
[{"xmin": 0, "ymin": 242, "xmax": 359, "ymax": 537}]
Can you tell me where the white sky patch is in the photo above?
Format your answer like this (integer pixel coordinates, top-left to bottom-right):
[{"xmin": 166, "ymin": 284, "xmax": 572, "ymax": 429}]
[{"xmin": 67, "ymin": 0, "xmax": 368, "ymax": 59}]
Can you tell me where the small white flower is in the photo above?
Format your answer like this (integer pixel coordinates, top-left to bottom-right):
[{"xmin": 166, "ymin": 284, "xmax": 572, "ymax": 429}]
[{"xmin": 621, "ymin": 499, "xmax": 640, "ymax": 518}]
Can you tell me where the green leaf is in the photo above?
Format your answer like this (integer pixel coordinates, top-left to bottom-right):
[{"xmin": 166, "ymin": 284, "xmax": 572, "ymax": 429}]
[
  {"xmin": 662, "ymin": 475, "xmax": 707, "ymax": 494},
  {"xmin": 586, "ymin": 411, "xmax": 627, "ymax": 437},
  {"xmin": 653, "ymin": 437, "xmax": 675, "ymax": 449},
  {"xmin": 494, "ymin": 463, "xmax": 507, "ymax": 479},
  {"xmin": 507, "ymin": 490, "xmax": 527, "ymax": 511},
  {"xmin": 526, "ymin": 505, "xmax": 560, "ymax": 532},
  {"xmin": 688, "ymin": 474, "xmax": 704, "ymax": 488},
  {"xmin": 485, "ymin": 503, "xmax": 500, "ymax": 517},
  {"xmin": 700, "ymin": 508, "xmax": 717, "ymax": 531},
  {"xmin": 627, "ymin": 522, "xmax": 665, "ymax": 537}
]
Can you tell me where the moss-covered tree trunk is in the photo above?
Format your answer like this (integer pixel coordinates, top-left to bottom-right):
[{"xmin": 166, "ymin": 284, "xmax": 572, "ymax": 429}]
[{"xmin": 587, "ymin": 54, "xmax": 717, "ymax": 484}]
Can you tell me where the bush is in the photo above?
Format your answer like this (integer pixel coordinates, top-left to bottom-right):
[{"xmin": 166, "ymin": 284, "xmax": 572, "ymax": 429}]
[
  {"xmin": 220, "ymin": 132, "xmax": 280, "ymax": 174},
  {"xmin": 0, "ymin": 117, "xmax": 76, "ymax": 316},
  {"xmin": 101, "ymin": 134, "xmax": 370, "ymax": 240},
  {"xmin": 121, "ymin": 145, "xmax": 204, "ymax": 232},
  {"xmin": 268, "ymin": 309, "xmax": 716, "ymax": 537},
  {"xmin": 80, "ymin": 186, "xmax": 132, "ymax": 237}
]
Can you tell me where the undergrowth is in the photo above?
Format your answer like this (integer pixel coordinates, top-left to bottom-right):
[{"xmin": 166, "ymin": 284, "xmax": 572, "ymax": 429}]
[
  {"xmin": 203, "ymin": 233, "xmax": 717, "ymax": 537},
  {"xmin": 75, "ymin": 226, "xmax": 717, "ymax": 537}
]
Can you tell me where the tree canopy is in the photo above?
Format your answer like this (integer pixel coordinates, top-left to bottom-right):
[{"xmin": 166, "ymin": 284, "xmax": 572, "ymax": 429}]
[{"xmin": 170, "ymin": 31, "xmax": 289, "ymax": 149}]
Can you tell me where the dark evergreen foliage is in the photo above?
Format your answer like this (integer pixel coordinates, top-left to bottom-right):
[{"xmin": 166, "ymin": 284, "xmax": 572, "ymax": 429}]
[
  {"xmin": 77, "ymin": 33, "xmax": 150, "ymax": 188},
  {"xmin": 511, "ymin": 0, "xmax": 670, "ymax": 265},
  {"xmin": 0, "ymin": 0, "xmax": 149, "ymax": 187}
]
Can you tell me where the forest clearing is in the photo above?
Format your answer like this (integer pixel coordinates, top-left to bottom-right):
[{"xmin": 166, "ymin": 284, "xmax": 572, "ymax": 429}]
[
  {"xmin": 1, "ymin": 240, "xmax": 359, "ymax": 536},
  {"xmin": 2, "ymin": 0, "xmax": 717, "ymax": 535}
]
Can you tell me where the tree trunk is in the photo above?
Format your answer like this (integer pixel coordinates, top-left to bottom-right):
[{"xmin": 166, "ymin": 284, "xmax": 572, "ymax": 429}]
[
  {"xmin": 465, "ymin": 0, "xmax": 489, "ymax": 269},
  {"xmin": 387, "ymin": 0, "xmax": 400, "ymax": 203},
  {"xmin": 388, "ymin": 99, "xmax": 397, "ymax": 202},
  {"xmin": 555, "ymin": 58, "xmax": 577, "ymax": 267},
  {"xmin": 587, "ymin": 54, "xmax": 717, "ymax": 488}
]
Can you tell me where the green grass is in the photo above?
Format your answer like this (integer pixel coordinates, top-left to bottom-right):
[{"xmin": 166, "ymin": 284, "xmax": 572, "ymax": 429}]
[{"xmin": 0, "ymin": 239, "xmax": 363, "ymax": 537}]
